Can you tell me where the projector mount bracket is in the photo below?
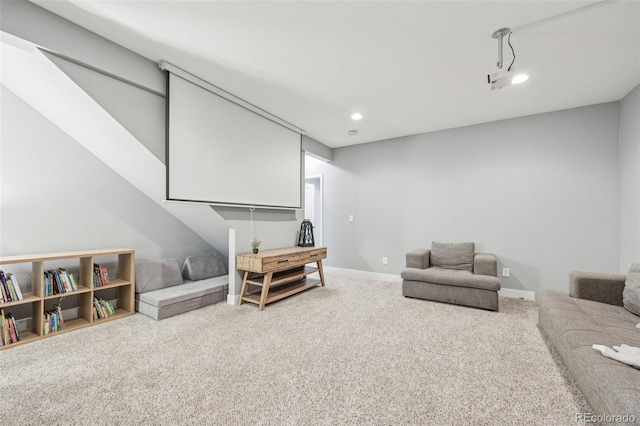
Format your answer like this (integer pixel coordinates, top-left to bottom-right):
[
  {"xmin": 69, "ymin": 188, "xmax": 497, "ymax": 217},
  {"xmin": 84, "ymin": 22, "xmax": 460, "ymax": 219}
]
[{"xmin": 491, "ymin": 27, "xmax": 511, "ymax": 69}]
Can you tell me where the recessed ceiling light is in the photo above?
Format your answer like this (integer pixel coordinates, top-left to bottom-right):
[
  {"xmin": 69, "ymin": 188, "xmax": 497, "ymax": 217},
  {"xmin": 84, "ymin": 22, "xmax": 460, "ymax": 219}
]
[
  {"xmin": 348, "ymin": 130, "xmax": 358, "ymax": 136},
  {"xmin": 351, "ymin": 113, "xmax": 363, "ymax": 121},
  {"xmin": 511, "ymin": 74, "xmax": 529, "ymax": 84}
]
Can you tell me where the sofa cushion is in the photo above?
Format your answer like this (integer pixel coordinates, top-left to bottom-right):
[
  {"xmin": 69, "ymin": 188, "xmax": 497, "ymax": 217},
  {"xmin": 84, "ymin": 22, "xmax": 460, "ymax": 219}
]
[
  {"xmin": 431, "ymin": 242, "xmax": 475, "ymax": 272},
  {"xmin": 135, "ymin": 259, "xmax": 183, "ymax": 294},
  {"xmin": 401, "ymin": 267, "xmax": 500, "ymax": 291},
  {"xmin": 536, "ymin": 289, "xmax": 640, "ymax": 420},
  {"xmin": 623, "ymin": 263, "xmax": 640, "ymax": 316},
  {"xmin": 182, "ymin": 252, "xmax": 227, "ymax": 281},
  {"xmin": 137, "ymin": 275, "xmax": 228, "ymax": 308}
]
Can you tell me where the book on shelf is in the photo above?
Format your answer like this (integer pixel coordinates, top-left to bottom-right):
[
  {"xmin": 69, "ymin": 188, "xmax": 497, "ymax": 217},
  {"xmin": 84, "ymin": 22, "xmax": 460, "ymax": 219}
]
[
  {"xmin": 6, "ymin": 273, "xmax": 23, "ymax": 300},
  {"xmin": 93, "ymin": 297, "xmax": 116, "ymax": 319},
  {"xmin": 44, "ymin": 272, "xmax": 51, "ymax": 297},
  {"xmin": 56, "ymin": 304, "xmax": 65, "ymax": 329},
  {"xmin": 8, "ymin": 313, "xmax": 20, "ymax": 342},
  {"xmin": 0, "ymin": 270, "xmax": 11, "ymax": 302},
  {"xmin": 93, "ymin": 264, "xmax": 110, "ymax": 287},
  {"xmin": 0, "ymin": 270, "xmax": 24, "ymax": 303},
  {"xmin": 99, "ymin": 266, "xmax": 110, "ymax": 286},
  {"xmin": 93, "ymin": 264, "xmax": 101, "ymax": 287},
  {"xmin": 0, "ymin": 309, "xmax": 21, "ymax": 344},
  {"xmin": 68, "ymin": 272, "xmax": 78, "ymax": 291},
  {"xmin": 57, "ymin": 268, "xmax": 77, "ymax": 292},
  {"xmin": 57, "ymin": 269, "xmax": 69, "ymax": 292},
  {"xmin": 43, "ymin": 308, "xmax": 64, "ymax": 335},
  {"xmin": 0, "ymin": 309, "xmax": 7, "ymax": 345},
  {"xmin": 44, "ymin": 269, "xmax": 78, "ymax": 296},
  {"xmin": 46, "ymin": 271, "xmax": 62, "ymax": 295}
]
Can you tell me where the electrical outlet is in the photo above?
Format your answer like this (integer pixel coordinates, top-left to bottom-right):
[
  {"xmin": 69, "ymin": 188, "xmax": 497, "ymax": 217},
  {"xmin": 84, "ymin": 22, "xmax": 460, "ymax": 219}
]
[
  {"xmin": 349, "ymin": 215, "xmax": 354, "ymax": 223},
  {"xmin": 382, "ymin": 257, "xmax": 388, "ymax": 265},
  {"xmin": 502, "ymin": 267, "xmax": 510, "ymax": 277}
]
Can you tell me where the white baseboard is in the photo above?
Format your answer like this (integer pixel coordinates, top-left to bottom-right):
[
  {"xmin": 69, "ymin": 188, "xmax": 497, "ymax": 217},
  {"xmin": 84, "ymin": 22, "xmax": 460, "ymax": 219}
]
[
  {"xmin": 325, "ymin": 266, "xmax": 535, "ymax": 300},
  {"xmin": 224, "ymin": 266, "xmax": 534, "ymax": 303},
  {"xmin": 498, "ymin": 288, "xmax": 535, "ymax": 301},
  {"xmin": 323, "ymin": 266, "xmax": 402, "ymax": 283}
]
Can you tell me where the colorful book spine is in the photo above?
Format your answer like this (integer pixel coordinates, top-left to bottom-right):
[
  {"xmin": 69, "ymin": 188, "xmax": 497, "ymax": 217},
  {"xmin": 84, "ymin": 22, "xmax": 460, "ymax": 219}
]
[
  {"xmin": 56, "ymin": 305, "xmax": 65, "ymax": 329},
  {"xmin": 7, "ymin": 273, "xmax": 23, "ymax": 301},
  {"xmin": 8, "ymin": 313, "xmax": 20, "ymax": 342},
  {"xmin": 7, "ymin": 277, "xmax": 18, "ymax": 301},
  {"xmin": 99, "ymin": 266, "xmax": 110, "ymax": 286},
  {"xmin": 57, "ymin": 269, "xmax": 71, "ymax": 292},
  {"xmin": 0, "ymin": 309, "xmax": 8, "ymax": 345},
  {"xmin": 0, "ymin": 271, "xmax": 11, "ymax": 302},
  {"xmin": 93, "ymin": 297, "xmax": 103, "ymax": 319},
  {"xmin": 68, "ymin": 272, "xmax": 78, "ymax": 291},
  {"xmin": 93, "ymin": 297, "xmax": 116, "ymax": 319}
]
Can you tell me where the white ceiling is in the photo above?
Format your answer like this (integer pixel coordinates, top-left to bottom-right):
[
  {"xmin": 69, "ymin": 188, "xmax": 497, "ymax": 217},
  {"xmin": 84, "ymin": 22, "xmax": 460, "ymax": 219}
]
[{"xmin": 31, "ymin": 1, "xmax": 640, "ymax": 148}]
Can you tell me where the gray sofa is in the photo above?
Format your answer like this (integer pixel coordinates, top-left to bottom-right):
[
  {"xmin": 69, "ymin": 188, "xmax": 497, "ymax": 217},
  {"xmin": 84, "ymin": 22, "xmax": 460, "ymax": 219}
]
[
  {"xmin": 536, "ymin": 272, "xmax": 640, "ymax": 425},
  {"xmin": 401, "ymin": 242, "xmax": 501, "ymax": 311},
  {"xmin": 135, "ymin": 253, "xmax": 229, "ymax": 320}
]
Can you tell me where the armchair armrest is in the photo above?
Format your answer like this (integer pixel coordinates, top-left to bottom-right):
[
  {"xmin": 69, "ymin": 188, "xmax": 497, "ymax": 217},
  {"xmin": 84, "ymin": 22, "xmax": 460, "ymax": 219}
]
[
  {"xmin": 406, "ymin": 249, "xmax": 430, "ymax": 269},
  {"xmin": 569, "ymin": 271, "xmax": 626, "ymax": 306},
  {"xmin": 473, "ymin": 253, "xmax": 497, "ymax": 277}
]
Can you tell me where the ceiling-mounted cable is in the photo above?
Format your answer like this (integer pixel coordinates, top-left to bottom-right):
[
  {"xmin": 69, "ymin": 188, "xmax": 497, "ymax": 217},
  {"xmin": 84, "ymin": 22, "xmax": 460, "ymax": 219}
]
[{"xmin": 507, "ymin": 32, "xmax": 516, "ymax": 72}]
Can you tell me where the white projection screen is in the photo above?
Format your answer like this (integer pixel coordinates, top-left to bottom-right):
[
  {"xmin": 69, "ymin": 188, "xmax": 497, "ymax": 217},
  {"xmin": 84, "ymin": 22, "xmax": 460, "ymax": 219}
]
[{"xmin": 166, "ymin": 73, "xmax": 302, "ymax": 209}]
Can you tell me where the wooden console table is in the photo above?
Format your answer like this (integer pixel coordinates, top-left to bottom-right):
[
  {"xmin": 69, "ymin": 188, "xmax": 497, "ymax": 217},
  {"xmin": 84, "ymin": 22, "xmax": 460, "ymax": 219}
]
[{"xmin": 236, "ymin": 246, "xmax": 327, "ymax": 310}]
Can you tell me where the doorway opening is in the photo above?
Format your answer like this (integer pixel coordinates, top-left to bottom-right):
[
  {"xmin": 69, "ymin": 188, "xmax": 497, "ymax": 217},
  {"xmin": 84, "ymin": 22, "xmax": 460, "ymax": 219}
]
[{"xmin": 304, "ymin": 175, "xmax": 323, "ymax": 247}]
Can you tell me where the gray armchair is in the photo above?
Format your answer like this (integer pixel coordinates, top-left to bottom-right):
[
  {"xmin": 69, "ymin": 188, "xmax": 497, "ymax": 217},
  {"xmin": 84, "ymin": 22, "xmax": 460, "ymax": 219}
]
[{"xmin": 401, "ymin": 242, "xmax": 501, "ymax": 311}]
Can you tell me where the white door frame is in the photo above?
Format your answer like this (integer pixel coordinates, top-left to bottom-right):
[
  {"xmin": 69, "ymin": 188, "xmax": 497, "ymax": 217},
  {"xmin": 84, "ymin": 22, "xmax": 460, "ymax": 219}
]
[{"xmin": 304, "ymin": 174, "xmax": 323, "ymax": 247}]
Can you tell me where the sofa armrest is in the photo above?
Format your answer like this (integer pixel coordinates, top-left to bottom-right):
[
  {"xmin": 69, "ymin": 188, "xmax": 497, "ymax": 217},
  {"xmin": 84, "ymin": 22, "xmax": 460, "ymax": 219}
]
[
  {"xmin": 473, "ymin": 253, "xmax": 497, "ymax": 277},
  {"xmin": 569, "ymin": 271, "xmax": 626, "ymax": 306},
  {"xmin": 406, "ymin": 249, "xmax": 430, "ymax": 269}
]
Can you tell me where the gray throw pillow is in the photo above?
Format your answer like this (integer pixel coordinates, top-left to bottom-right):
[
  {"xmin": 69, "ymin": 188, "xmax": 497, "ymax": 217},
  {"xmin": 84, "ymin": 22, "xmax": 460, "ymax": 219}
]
[
  {"xmin": 135, "ymin": 259, "xmax": 184, "ymax": 294},
  {"xmin": 623, "ymin": 263, "xmax": 640, "ymax": 317},
  {"xmin": 431, "ymin": 242, "xmax": 475, "ymax": 272},
  {"xmin": 182, "ymin": 252, "xmax": 227, "ymax": 281}
]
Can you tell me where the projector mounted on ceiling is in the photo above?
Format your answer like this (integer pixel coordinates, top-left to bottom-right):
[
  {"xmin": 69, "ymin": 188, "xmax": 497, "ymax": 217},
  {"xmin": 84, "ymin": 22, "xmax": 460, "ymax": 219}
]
[
  {"xmin": 487, "ymin": 27, "xmax": 528, "ymax": 90},
  {"xmin": 488, "ymin": 69, "xmax": 514, "ymax": 90}
]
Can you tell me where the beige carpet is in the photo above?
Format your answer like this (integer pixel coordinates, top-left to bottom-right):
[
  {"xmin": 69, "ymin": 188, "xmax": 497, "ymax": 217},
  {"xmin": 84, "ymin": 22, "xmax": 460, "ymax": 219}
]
[{"xmin": 1, "ymin": 270, "xmax": 591, "ymax": 425}]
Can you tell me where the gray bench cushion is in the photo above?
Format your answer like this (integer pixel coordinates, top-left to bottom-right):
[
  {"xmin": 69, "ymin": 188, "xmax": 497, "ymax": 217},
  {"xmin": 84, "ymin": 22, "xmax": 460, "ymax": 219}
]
[
  {"xmin": 401, "ymin": 267, "xmax": 500, "ymax": 291},
  {"xmin": 431, "ymin": 242, "xmax": 475, "ymax": 272},
  {"xmin": 136, "ymin": 291, "xmax": 227, "ymax": 320},
  {"xmin": 182, "ymin": 252, "xmax": 227, "ymax": 281},
  {"xmin": 137, "ymin": 275, "xmax": 228, "ymax": 308},
  {"xmin": 135, "ymin": 258, "xmax": 183, "ymax": 293}
]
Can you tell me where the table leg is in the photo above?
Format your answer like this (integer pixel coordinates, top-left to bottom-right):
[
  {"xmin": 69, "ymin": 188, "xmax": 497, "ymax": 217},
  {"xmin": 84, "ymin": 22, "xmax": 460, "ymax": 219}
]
[
  {"xmin": 239, "ymin": 271, "xmax": 250, "ymax": 305},
  {"xmin": 317, "ymin": 259, "xmax": 325, "ymax": 286},
  {"xmin": 259, "ymin": 272, "xmax": 273, "ymax": 311}
]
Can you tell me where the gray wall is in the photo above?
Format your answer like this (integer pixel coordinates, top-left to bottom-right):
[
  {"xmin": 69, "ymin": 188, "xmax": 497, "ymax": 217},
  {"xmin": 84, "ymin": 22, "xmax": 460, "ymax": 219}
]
[
  {"xmin": 303, "ymin": 135, "xmax": 333, "ymax": 161},
  {"xmin": 0, "ymin": 1, "xmax": 217, "ymax": 273},
  {"xmin": 619, "ymin": 84, "xmax": 640, "ymax": 271},
  {"xmin": 0, "ymin": 86, "xmax": 215, "ymax": 274},
  {"xmin": 306, "ymin": 103, "xmax": 622, "ymax": 293},
  {"xmin": 0, "ymin": 0, "xmax": 164, "ymax": 94}
]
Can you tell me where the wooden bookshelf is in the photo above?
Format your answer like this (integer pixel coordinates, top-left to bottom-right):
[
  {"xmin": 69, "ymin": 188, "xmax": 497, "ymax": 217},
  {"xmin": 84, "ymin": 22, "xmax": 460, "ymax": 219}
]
[{"xmin": 0, "ymin": 249, "xmax": 135, "ymax": 350}]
